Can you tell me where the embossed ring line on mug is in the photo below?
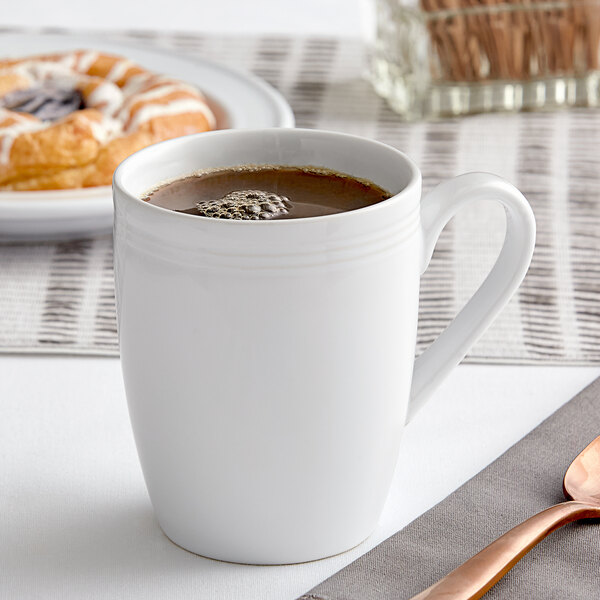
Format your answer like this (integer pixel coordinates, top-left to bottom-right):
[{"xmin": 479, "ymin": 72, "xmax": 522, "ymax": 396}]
[{"xmin": 113, "ymin": 128, "xmax": 536, "ymax": 565}]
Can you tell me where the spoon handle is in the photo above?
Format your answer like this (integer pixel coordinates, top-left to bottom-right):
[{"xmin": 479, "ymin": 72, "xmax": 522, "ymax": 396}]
[{"xmin": 409, "ymin": 500, "xmax": 599, "ymax": 600}]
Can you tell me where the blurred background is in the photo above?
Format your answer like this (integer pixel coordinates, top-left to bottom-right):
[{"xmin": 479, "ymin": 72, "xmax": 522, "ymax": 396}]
[{"xmin": 5, "ymin": 0, "xmax": 375, "ymax": 37}]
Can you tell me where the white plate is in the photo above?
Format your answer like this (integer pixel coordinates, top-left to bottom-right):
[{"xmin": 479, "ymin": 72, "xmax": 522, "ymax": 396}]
[{"xmin": 0, "ymin": 33, "xmax": 295, "ymax": 241}]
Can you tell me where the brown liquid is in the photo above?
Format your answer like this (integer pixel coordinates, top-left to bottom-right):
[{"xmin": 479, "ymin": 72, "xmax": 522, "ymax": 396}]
[{"xmin": 144, "ymin": 165, "xmax": 391, "ymax": 220}]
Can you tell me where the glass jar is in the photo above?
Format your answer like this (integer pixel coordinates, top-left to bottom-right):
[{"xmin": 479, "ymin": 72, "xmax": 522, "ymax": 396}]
[{"xmin": 371, "ymin": 0, "xmax": 600, "ymax": 119}]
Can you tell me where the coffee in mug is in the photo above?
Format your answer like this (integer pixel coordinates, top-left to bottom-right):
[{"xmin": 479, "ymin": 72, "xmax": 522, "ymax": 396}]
[{"xmin": 143, "ymin": 165, "xmax": 392, "ymax": 219}]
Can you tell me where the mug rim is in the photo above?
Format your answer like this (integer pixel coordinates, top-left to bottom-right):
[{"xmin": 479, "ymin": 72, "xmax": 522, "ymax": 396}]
[{"xmin": 112, "ymin": 127, "xmax": 422, "ymax": 226}]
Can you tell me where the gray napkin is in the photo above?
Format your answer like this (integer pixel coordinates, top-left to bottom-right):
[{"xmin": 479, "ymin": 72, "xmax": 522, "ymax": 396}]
[{"xmin": 299, "ymin": 376, "xmax": 600, "ymax": 600}]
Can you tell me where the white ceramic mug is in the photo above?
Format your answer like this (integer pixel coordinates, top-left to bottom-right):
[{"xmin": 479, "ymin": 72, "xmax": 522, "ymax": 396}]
[{"xmin": 113, "ymin": 128, "xmax": 535, "ymax": 565}]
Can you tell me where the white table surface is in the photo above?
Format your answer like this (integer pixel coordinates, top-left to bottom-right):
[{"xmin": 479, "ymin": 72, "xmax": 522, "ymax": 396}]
[
  {"xmin": 3, "ymin": 2, "xmax": 600, "ymax": 598},
  {"xmin": 1, "ymin": 358, "xmax": 598, "ymax": 599}
]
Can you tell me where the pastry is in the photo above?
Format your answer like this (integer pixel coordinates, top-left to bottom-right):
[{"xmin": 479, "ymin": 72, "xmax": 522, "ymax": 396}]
[{"xmin": 0, "ymin": 50, "xmax": 217, "ymax": 190}]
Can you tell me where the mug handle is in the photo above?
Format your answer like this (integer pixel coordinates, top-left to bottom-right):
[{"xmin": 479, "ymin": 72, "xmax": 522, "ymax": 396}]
[{"xmin": 407, "ymin": 173, "xmax": 536, "ymax": 423}]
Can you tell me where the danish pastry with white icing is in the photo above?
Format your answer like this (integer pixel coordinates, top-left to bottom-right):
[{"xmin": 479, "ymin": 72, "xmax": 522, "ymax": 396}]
[{"xmin": 0, "ymin": 50, "xmax": 216, "ymax": 190}]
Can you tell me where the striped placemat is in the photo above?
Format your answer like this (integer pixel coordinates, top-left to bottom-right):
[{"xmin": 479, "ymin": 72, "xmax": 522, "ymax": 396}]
[{"xmin": 1, "ymin": 29, "xmax": 600, "ymax": 364}]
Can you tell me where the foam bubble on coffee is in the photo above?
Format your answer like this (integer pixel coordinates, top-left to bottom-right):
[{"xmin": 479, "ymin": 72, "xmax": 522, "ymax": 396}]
[{"xmin": 195, "ymin": 190, "xmax": 291, "ymax": 220}]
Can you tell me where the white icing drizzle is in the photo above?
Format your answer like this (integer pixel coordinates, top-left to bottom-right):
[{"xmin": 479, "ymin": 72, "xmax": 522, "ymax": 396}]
[
  {"xmin": 0, "ymin": 110, "xmax": 48, "ymax": 165},
  {"xmin": 125, "ymin": 98, "xmax": 216, "ymax": 131},
  {"xmin": 120, "ymin": 74, "xmax": 203, "ymax": 99},
  {"xmin": 57, "ymin": 53, "xmax": 77, "ymax": 71},
  {"xmin": 7, "ymin": 60, "xmax": 77, "ymax": 87},
  {"xmin": 121, "ymin": 73, "xmax": 155, "ymax": 96},
  {"xmin": 87, "ymin": 116, "xmax": 121, "ymax": 145},
  {"xmin": 77, "ymin": 50, "xmax": 99, "ymax": 73},
  {"xmin": 106, "ymin": 59, "xmax": 133, "ymax": 83},
  {"xmin": 87, "ymin": 81, "xmax": 123, "ymax": 115},
  {"xmin": 126, "ymin": 83, "xmax": 197, "ymax": 106},
  {"xmin": 117, "ymin": 83, "xmax": 201, "ymax": 123}
]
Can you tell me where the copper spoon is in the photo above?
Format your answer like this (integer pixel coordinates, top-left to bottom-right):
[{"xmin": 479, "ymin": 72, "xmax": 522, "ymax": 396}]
[{"xmin": 410, "ymin": 435, "xmax": 600, "ymax": 600}]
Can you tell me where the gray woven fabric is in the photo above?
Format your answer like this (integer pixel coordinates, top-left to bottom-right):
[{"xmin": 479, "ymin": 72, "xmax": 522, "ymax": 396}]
[
  {"xmin": 2, "ymin": 30, "xmax": 600, "ymax": 364},
  {"xmin": 299, "ymin": 376, "xmax": 600, "ymax": 599}
]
